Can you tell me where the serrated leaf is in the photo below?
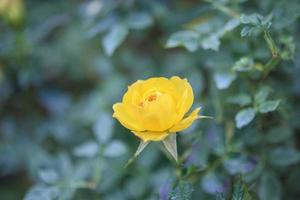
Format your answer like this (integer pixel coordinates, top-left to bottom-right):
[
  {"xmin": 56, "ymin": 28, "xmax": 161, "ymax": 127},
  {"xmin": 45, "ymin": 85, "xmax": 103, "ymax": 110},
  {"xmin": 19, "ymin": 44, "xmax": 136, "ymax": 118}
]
[
  {"xmin": 169, "ymin": 181, "xmax": 193, "ymax": 200},
  {"xmin": 258, "ymin": 100, "xmax": 280, "ymax": 113},
  {"xmin": 235, "ymin": 108, "xmax": 256, "ymax": 128},
  {"xmin": 162, "ymin": 134, "xmax": 178, "ymax": 162},
  {"xmin": 102, "ymin": 24, "xmax": 128, "ymax": 56},
  {"xmin": 240, "ymin": 13, "xmax": 272, "ymax": 35}
]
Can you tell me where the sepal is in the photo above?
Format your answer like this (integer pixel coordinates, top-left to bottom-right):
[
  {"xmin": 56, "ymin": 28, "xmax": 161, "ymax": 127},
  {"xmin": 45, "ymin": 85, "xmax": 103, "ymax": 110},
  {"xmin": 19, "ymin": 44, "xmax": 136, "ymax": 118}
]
[
  {"xmin": 162, "ymin": 134, "xmax": 178, "ymax": 162},
  {"xmin": 124, "ymin": 140, "xmax": 149, "ymax": 168}
]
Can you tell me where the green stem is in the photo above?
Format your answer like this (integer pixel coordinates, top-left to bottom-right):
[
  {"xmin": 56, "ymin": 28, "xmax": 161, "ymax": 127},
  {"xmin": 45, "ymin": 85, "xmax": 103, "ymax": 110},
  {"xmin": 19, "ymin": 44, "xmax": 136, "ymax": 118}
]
[
  {"xmin": 263, "ymin": 56, "xmax": 280, "ymax": 78},
  {"xmin": 93, "ymin": 145, "xmax": 105, "ymax": 184},
  {"xmin": 263, "ymin": 29, "xmax": 279, "ymax": 58}
]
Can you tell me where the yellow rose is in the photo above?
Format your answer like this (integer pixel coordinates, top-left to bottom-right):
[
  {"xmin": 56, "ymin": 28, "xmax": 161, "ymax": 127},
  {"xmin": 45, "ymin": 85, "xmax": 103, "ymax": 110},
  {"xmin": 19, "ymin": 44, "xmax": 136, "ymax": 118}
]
[{"xmin": 113, "ymin": 76, "xmax": 200, "ymax": 142}]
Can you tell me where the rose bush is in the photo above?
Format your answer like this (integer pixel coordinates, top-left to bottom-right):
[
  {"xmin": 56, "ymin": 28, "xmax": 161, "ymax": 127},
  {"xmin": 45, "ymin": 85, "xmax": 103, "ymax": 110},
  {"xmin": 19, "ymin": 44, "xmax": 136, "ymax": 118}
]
[{"xmin": 0, "ymin": 0, "xmax": 299, "ymax": 199}]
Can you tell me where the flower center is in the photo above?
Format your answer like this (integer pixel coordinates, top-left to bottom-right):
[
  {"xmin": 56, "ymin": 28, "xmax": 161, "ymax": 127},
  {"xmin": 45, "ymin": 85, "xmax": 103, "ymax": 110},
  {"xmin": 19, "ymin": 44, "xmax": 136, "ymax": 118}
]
[
  {"xmin": 147, "ymin": 94, "xmax": 157, "ymax": 102},
  {"xmin": 138, "ymin": 91, "xmax": 162, "ymax": 107}
]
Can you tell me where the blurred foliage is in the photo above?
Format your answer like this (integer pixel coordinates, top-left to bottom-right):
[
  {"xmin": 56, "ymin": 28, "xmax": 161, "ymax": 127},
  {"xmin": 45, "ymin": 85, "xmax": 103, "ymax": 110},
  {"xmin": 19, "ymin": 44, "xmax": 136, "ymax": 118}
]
[{"xmin": 0, "ymin": 0, "xmax": 300, "ymax": 199}]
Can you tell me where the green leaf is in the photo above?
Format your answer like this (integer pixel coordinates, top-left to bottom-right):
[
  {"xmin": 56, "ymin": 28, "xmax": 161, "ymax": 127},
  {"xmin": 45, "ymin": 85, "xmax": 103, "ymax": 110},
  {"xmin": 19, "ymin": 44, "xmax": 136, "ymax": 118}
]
[
  {"xmin": 235, "ymin": 108, "xmax": 256, "ymax": 128},
  {"xmin": 127, "ymin": 12, "xmax": 153, "ymax": 30},
  {"xmin": 24, "ymin": 185, "xmax": 59, "ymax": 200},
  {"xmin": 279, "ymin": 35, "xmax": 296, "ymax": 60},
  {"xmin": 169, "ymin": 181, "xmax": 193, "ymax": 200},
  {"xmin": 254, "ymin": 87, "xmax": 271, "ymax": 104},
  {"xmin": 73, "ymin": 141, "xmax": 99, "ymax": 157},
  {"xmin": 240, "ymin": 13, "xmax": 272, "ymax": 38},
  {"xmin": 201, "ymin": 18, "xmax": 239, "ymax": 51},
  {"xmin": 165, "ymin": 30, "xmax": 199, "ymax": 52},
  {"xmin": 258, "ymin": 100, "xmax": 280, "ymax": 113},
  {"xmin": 258, "ymin": 171, "xmax": 282, "ymax": 200},
  {"xmin": 201, "ymin": 35, "xmax": 220, "ymax": 51},
  {"xmin": 162, "ymin": 134, "xmax": 178, "ymax": 162},
  {"xmin": 240, "ymin": 14, "xmax": 260, "ymax": 25},
  {"xmin": 268, "ymin": 147, "xmax": 300, "ymax": 167},
  {"xmin": 38, "ymin": 169, "xmax": 59, "ymax": 184},
  {"xmin": 222, "ymin": 18, "xmax": 240, "ymax": 32},
  {"xmin": 240, "ymin": 26, "xmax": 252, "ymax": 37},
  {"xmin": 240, "ymin": 13, "xmax": 272, "ymax": 28},
  {"xmin": 104, "ymin": 140, "xmax": 127, "ymax": 157},
  {"xmin": 227, "ymin": 94, "xmax": 252, "ymax": 106},
  {"xmin": 260, "ymin": 14, "xmax": 273, "ymax": 29},
  {"xmin": 102, "ymin": 24, "xmax": 128, "ymax": 56},
  {"xmin": 93, "ymin": 112, "xmax": 114, "ymax": 143},
  {"xmin": 232, "ymin": 177, "xmax": 253, "ymax": 200},
  {"xmin": 214, "ymin": 72, "xmax": 236, "ymax": 90},
  {"xmin": 232, "ymin": 57, "xmax": 255, "ymax": 72}
]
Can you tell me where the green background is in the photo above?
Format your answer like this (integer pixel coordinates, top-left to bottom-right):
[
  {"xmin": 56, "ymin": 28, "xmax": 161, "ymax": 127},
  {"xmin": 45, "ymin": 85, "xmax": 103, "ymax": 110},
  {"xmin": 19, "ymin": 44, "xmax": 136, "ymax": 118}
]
[{"xmin": 0, "ymin": 0, "xmax": 299, "ymax": 199}]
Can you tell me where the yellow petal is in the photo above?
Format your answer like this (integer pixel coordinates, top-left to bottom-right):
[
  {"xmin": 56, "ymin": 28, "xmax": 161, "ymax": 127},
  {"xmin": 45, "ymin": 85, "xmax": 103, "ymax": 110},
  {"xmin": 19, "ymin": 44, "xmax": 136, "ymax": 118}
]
[
  {"xmin": 169, "ymin": 107, "xmax": 200, "ymax": 132},
  {"xmin": 112, "ymin": 103, "xmax": 145, "ymax": 131},
  {"xmin": 141, "ymin": 77, "xmax": 178, "ymax": 102},
  {"xmin": 122, "ymin": 80, "xmax": 144, "ymax": 105},
  {"xmin": 143, "ymin": 93, "xmax": 177, "ymax": 132},
  {"xmin": 132, "ymin": 131, "xmax": 170, "ymax": 141},
  {"xmin": 170, "ymin": 76, "xmax": 194, "ymax": 120}
]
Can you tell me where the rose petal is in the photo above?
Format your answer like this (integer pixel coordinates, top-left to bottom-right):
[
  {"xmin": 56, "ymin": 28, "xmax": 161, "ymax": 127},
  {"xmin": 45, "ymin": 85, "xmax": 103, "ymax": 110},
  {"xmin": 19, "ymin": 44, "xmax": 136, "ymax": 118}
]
[
  {"xmin": 170, "ymin": 76, "xmax": 194, "ymax": 120},
  {"xmin": 112, "ymin": 103, "xmax": 144, "ymax": 131},
  {"xmin": 169, "ymin": 107, "xmax": 200, "ymax": 132},
  {"xmin": 143, "ymin": 93, "xmax": 177, "ymax": 132}
]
